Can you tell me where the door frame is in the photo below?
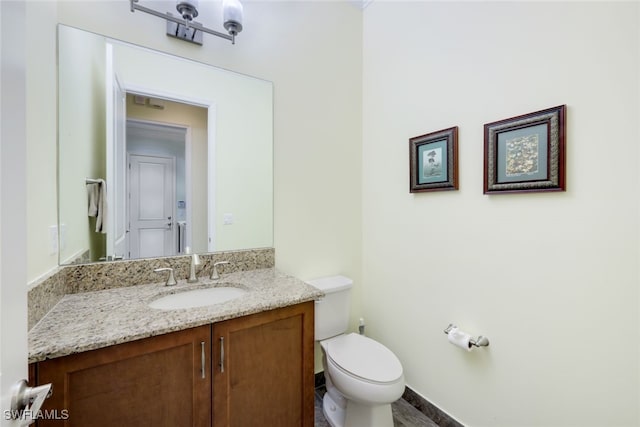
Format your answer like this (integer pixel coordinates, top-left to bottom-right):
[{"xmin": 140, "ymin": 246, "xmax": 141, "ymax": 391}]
[
  {"xmin": 123, "ymin": 83, "xmax": 217, "ymax": 252},
  {"xmin": 105, "ymin": 43, "xmax": 128, "ymax": 261},
  {"xmin": 127, "ymin": 118, "xmax": 188, "ymax": 255}
]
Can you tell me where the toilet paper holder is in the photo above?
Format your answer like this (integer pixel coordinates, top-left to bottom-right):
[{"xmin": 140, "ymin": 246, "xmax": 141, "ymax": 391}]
[{"xmin": 444, "ymin": 323, "xmax": 490, "ymax": 347}]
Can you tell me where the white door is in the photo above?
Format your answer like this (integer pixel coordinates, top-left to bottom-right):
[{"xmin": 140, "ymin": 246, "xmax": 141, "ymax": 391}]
[
  {"xmin": 128, "ymin": 155, "xmax": 176, "ymax": 258},
  {"xmin": 1, "ymin": 2, "xmax": 45, "ymax": 425},
  {"xmin": 105, "ymin": 43, "xmax": 128, "ymax": 260},
  {"xmin": 0, "ymin": 0, "xmax": 28, "ymax": 422}
]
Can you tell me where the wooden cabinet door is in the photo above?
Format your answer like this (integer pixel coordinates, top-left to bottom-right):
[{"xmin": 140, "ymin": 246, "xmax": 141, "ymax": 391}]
[
  {"xmin": 36, "ymin": 325, "xmax": 211, "ymax": 427},
  {"xmin": 213, "ymin": 302, "xmax": 314, "ymax": 427}
]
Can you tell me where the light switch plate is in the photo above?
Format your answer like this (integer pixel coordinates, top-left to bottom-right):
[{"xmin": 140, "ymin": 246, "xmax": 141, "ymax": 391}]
[{"xmin": 49, "ymin": 225, "xmax": 58, "ymax": 255}]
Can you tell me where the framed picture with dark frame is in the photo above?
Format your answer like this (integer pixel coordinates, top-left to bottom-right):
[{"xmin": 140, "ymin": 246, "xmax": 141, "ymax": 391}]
[
  {"xmin": 409, "ymin": 126, "xmax": 458, "ymax": 193},
  {"xmin": 484, "ymin": 105, "xmax": 566, "ymax": 194}
]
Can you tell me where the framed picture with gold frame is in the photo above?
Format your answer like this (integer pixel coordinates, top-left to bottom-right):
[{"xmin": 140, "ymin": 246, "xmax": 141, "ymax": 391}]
[{"xmin": 409, "ymin": 126, "xmax": 458, "ymax": 193}]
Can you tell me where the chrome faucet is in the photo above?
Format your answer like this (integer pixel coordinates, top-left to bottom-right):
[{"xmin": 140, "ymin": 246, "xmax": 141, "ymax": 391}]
[
  {"xmin": 210, "ymin": 261, "xmax": 230, "ymax": 280},
  {"xmin": 187, "ymin": 253, "xmax": 201, "ymax": 283}
]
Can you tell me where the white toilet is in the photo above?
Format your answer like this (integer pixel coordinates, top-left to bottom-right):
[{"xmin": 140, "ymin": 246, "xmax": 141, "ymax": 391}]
[{"xmin": 307, "ymin": 276, "xmax": 405, "ymax": 427}]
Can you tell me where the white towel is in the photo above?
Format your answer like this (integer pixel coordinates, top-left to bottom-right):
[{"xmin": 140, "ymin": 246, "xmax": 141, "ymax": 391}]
[
  {"xmin": 87, "ymin": 179, "xmax": 107, "ymax": 233},
  {"xmin": 87, "ymin": 183, "xmax": 99, "ymax": 217}
]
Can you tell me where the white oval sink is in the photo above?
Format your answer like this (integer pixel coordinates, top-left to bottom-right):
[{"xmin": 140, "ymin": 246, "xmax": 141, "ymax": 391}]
[{"xmin": 149, "ymin": 287, "xmax": 247, "ymax": 310}]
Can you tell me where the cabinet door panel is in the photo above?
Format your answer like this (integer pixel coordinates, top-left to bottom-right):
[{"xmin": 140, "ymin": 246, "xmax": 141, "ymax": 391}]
[
  {"xmin": 37, "ymin": 325, "xmax": 211, "ymax": 427},
  {"xmin": 213, "ymin": 302, "xmax": 314, "ymax": 427}
]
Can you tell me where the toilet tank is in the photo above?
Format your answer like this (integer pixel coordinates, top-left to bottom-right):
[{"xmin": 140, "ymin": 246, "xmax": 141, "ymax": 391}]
[{"xmin": 306, "ymin": 275, "xmax": 353, "ymax": 341}]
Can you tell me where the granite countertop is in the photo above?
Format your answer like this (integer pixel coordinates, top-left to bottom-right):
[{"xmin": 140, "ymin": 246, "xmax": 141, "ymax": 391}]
[{"xmin": 28, "ymin": 268, "xmax": 323, "ymax": 363}]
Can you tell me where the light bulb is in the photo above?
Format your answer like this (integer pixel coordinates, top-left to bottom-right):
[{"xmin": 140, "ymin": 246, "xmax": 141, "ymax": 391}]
[{"xmin": 223, "ymin": 0, "xmax": 243, "ymax": 35}]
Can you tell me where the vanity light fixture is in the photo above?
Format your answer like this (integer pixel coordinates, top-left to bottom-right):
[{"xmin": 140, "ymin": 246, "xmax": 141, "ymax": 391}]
[{"xmin": 129, "ymin": 0, "xmax": 243, "ymax": 45}]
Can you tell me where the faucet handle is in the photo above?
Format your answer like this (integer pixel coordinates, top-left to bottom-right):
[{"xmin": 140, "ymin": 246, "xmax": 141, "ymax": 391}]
[
  {"xmin": 154, "ymin": 267, "xmax": 178, "ymax": 286},
  {"xmin": 192, "ymin": 253, "xmax": 201, "ymax": 266},
  {"xmin": 210, "ymin": 261, "xmax": 231, "ymax": 280}
]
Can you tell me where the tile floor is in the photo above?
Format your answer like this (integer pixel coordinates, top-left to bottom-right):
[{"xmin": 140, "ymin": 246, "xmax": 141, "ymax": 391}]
[{"xmin": 314, "ymin": 386, "xmax": 438, "ymax": 427}]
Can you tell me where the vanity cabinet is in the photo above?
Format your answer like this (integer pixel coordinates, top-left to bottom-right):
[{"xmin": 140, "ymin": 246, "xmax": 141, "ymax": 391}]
[
  {"xmin": 212, "ymin": 301, "xmax": 315, "ymax": 427},
  {"xmin": 35, "ymin": 325, "xmax": 212, "ymax": 427},
  {"xmin": 32, "ymin": 301, "xmax": 314, "ymax": 427}
]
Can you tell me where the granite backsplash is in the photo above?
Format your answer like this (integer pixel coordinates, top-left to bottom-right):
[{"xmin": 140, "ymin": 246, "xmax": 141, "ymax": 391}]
[{"xmin": 28, "ymin": 247, "xmax": 275, "ymax": 330}]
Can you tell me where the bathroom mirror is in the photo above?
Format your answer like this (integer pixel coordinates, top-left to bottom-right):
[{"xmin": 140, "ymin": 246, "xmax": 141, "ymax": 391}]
[{"xmin": 58, "ymin": 25, "xmax": 273, "ymax": 264}]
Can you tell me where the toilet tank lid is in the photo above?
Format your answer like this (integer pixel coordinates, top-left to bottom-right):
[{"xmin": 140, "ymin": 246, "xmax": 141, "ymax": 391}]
[{"xmin": 305, "ymin": 275, "xmax": 353, "ymax": 293}]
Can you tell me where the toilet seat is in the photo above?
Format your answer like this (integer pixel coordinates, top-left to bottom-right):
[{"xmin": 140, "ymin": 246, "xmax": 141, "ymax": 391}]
[{"xmin": 324, "ymin": 333, "xmax": 403, "ymax": 384}]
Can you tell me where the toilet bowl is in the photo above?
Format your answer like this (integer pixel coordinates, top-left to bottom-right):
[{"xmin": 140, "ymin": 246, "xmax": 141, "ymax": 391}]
[
  {"xmin": 307, "ymin": 276, "xmax": 405, "ymax": 427},
  {"xmin": 322, "ymin": 333, "xmax": 404, "ymax": 404}
]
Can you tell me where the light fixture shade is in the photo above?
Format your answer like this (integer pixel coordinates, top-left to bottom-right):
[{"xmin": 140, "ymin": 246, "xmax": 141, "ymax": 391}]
[
  {"xmin": 176, "ymin": 0, "xmax": 199, "ymax": 21},
  {"xmin": 222, "ymin": 0, "xmax": 243, "ymax": 34}
]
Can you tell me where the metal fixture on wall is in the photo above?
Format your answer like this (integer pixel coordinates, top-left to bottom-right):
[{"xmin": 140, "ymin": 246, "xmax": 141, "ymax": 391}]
[{"xmin": 130, "ymin": 0, "xmax": 243, "ymax": 45}]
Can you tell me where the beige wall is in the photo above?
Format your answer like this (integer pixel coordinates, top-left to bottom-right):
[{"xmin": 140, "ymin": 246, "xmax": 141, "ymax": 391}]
[
  {"xmin": 26, "ymin": 1, "xmax": 58, "ymax": 283},
  {"xmin": 362, "ymin": 2, "xmax": 639, "ymax": 426}
]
